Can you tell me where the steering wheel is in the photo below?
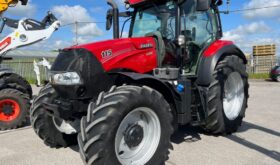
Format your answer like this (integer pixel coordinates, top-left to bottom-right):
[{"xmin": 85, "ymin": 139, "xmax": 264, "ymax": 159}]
[
  {"xmin": 186, "ymin": 41, "xmax": 201, "ymax": 50},
  {"xmin": 157, "ymin": 27, "xmax": 175, "ymax": 40}
]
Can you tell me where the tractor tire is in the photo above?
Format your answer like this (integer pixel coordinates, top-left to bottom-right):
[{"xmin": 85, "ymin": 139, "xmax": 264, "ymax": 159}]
[
  {"xmin": 205, "ymin": 55, "xmax": 249, "ymax": 134},
  {"xmin": 0, "ymin": 89, "xmax": 30, "ymax": 130},
  {"xmin": 30, "ymin": 84, "xmax": 77, "ymax": 148},
  {"xmin": 78, "ymin": 85, "xmax": 173, "ymax": 165},
  {"xmin": 0, "ymin": 73, "xmax": 32, "ymax": 98}
]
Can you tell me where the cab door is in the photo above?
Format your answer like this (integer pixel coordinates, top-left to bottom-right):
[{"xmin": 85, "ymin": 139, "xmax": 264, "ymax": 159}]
[{"xmin": 180, "ymin": 0, "xmax": 219, "ymax": 75}]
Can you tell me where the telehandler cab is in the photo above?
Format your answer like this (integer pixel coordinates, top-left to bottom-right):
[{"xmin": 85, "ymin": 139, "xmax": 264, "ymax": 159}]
[{"xmin": 31, "ymin": 0, "xmax": 249, "ymax": 164}]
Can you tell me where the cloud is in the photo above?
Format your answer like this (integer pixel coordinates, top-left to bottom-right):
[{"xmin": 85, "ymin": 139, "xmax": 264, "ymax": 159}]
[
  {"xmin": 5, "ymin": 1, "xmax": 37, "ymax": 17},
  {"xmin": 223, "ymin": 22, "xmax": 270, "ymax": 41},
  {"xmin": 52, "ymin": 5, "xmax": 92, "ymax": 25},
  {"xmin": 73, "ymin": 36, "xmax": 93, "ymax": 45},
  {"xmin": 90, "ymin": 7, "xmax": 104, "ymax": 13},
  {"xmin": 243, "ymin": 0, "xmax": 280, "ymax": 19},
  {"xmin": 52, "ymin": 5, "xmax": 103, "ymax": 38},
  {"xmin": 77, "ymin": 23, "xmax": 103, "ymax": 36},
  {"xmin": 26, "ymin": 39, "xmax": 72, "ymax": 50},
  {"xmin": 54, "ymin": 40, "xmax": 72, "ymax": 49},
  {"xmin": 223, "ymin": 22, "xmax": 273, "ymax": 53}
]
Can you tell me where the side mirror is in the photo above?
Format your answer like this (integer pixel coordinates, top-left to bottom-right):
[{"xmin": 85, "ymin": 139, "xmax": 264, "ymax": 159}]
[
  {"xmin": 196, "ymin": 0, "xmax": 210, "ymax": 11},
  {"xmin": 178, "ymin": 35, "xmax": 186, "ymax": 47},
  {"xmin": 106, "ymin": 9, "xmax": 113, "ymax": 31},
  {"xmin": 20, "ymin": 0, "xmax": 28, "ymax": 5}
]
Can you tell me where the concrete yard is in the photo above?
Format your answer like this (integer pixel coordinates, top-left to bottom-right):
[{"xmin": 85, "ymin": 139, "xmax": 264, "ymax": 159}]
[{"xmin": 0, "ymin": 81, "xmax": 279, "ymax": 165}]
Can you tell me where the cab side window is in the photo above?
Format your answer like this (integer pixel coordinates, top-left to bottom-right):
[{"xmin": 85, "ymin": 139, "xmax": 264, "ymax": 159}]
[{"xmin": 181, "ymin": 1, "xmax": 218, "ymax": 47}]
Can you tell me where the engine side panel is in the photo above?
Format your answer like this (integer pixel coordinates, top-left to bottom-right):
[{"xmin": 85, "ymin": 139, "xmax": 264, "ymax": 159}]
[{"xmin": 72, "ymin": 37, "xmax": 157, "ymax": 73}]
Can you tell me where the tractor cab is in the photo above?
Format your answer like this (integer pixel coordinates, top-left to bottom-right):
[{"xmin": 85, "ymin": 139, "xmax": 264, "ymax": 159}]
[{"xmin": 107, "ymin": 0, "xmax": 223, "ymax": 75}]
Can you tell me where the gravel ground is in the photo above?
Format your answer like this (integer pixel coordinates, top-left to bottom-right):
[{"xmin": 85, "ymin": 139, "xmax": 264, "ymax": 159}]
[{"xmin": 0, "ymin": 81, "xmax": 279, "ymax": 165}]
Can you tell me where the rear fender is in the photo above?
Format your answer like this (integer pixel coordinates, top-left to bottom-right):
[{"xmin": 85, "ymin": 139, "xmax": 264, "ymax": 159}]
[{"xmin": 196, "ymin": 43, "xmax": 247, "ymax": 86}]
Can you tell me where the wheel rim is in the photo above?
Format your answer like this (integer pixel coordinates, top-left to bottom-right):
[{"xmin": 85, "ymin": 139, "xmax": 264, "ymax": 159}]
[
  {"xmin": 52, "ymin": 117, "xmax": 79, "ymax": 134},
  {"xmin": 115, "ymin": 107, "xmax": 161, "ymax": 165},
  {"xmin": 0, "ymin": 99, "xmax": 20, "ymax": 122},
  {"xmin": 223, "ymin": 72, "xmax": 245, "ymax": 120}
]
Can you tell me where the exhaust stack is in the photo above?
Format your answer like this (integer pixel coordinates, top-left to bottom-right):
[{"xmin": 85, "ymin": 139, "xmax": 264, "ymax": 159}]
[{"xmin": 107, "ymin": 0, "xmax": 120, "ymax": 39}]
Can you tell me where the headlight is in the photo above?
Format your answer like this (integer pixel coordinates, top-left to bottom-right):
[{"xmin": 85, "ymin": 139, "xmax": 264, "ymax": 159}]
[{"xmin": 50, "ymin": 72, "xmax": 83, "ymax": 85}]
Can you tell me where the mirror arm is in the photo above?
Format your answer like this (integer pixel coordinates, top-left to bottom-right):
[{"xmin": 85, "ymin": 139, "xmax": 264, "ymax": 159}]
[{"xmin": 119, "ymin": 11, "xmax": 133, "ymax": 18}]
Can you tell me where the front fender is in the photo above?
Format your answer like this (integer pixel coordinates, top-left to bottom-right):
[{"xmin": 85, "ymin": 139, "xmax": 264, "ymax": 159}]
[
  {"xmin": 196, "ymin": 44, "xmax": 247, "ymax": 86},
  {"xmin": 111, "ymin": 72, "xmax": 180, "ymax": 108}
]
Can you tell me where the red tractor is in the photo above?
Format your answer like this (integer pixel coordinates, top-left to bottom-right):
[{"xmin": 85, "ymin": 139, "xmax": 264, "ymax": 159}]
[{"xmin": 31, "ymin": 0, "xmax": 249, "ymax": 164}]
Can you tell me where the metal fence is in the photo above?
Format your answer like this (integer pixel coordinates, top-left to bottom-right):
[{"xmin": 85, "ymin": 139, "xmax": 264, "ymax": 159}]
[
  {"xmin": 1, "ymin": 58, "xmax": 54, "ymax": 82},
  {"xmin": 1, "ymin": 56, "xmax": 279, "ymax": 83},
  {"xmin": 247, "ymin": 56, "xmax": 279, "ymax": 73}
]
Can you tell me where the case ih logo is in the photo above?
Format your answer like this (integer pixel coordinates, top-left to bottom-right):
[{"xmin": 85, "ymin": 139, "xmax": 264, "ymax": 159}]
[
  {"xmin": 140, "ymin": 43, "xmax": 153, "ymax": 49},
  {"xmin": 0, "ymin": 37, "xmax": 11, "ymax": 51}
]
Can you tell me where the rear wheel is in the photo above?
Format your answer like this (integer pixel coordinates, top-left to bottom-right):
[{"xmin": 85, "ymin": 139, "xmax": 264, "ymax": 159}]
[
  {"xmin": 205, "ymin": 55, "xmax": 249, "ymax": 134},
  {"xmin": 78, "ymin": 85, "xmax": 173, "ymax": 165},
  {"xmin": 30, "ymin": 84, "xmax": 77, "ymax": 148},
  {"xmin": 0, "ymin": 89, "xmax": 30, "ymax": 130}
]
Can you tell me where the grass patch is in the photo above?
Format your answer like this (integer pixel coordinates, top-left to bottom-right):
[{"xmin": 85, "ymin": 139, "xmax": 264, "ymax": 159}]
[
  {"xmin": 26, "ymin": 79, "xmax": 37, "ymax": 85},
  {"xmin": 249, "ymin": 73, "xmax": 270, "ymax": 79}
]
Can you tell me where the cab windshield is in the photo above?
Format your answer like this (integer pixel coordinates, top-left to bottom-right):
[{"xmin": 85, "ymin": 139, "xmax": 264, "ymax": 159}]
[{"xmin": 131, "ymin": 1, "xmax": 176, "ymax": 40}]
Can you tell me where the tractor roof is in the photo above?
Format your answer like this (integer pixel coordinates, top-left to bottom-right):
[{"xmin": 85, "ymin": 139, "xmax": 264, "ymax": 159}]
[
  {"xmin": 126, "ymin": 0, "xmax": 145, "ymax": 5},
  {"xmin": 126, "ymin": 0, "xmax": 224, "ymax": 6},
  {"xmin": 125, "ymin": 0, "xmax": 168, "ymax": 6},
  {"xmin": 125, "ymin": 0, "xmax": 178, "ymax": 7}
]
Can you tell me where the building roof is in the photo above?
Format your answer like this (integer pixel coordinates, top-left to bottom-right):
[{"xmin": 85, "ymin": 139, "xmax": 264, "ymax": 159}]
[{"xmin": 5, "ymin": 50, "xmax": 58, "ymax": 58}]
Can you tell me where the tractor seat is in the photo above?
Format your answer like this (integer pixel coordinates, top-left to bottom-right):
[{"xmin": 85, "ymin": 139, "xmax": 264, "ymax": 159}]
[{"xmin": 145, "ymin": 31, "xmax": 166, "ymax": 67}]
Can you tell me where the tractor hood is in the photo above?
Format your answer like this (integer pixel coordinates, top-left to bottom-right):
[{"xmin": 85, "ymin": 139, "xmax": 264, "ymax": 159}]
[
  {"xmin": 50, "ymin": 37, "xmax": 157, "ymax": 99},
  {"xmin": 70, "ymin": 37, "xmax": 157, "ymax": 73}
]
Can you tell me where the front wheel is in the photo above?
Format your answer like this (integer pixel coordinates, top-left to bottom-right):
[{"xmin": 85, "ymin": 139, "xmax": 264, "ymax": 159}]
[
  {"xmin": 205, "ymin": 55, "xmax": 249, "ymax": 134},
  {"xmin": 30, "ymin": 84, "xmax": 78, "ymax": 148},
  {"xmin": 78, "ymin": 85, "xmax": 173, "ymax": 165}
]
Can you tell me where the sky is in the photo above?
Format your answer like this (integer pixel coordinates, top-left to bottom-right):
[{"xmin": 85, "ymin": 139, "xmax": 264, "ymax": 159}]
[{"xmin": 2, "ymin": 0, "xmax": 280, "ymax": 55}]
